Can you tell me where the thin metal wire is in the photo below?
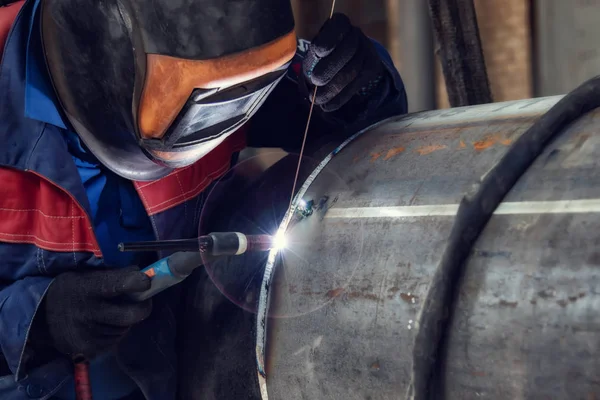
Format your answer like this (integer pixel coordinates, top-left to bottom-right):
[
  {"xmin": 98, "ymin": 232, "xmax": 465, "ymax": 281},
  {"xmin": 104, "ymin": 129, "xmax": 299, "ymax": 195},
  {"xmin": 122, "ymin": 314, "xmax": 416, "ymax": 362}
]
[
  {"xmin": 287, "ymin": 0, "xmax": 337, "ymax": 213},
  {"xmin": 328, "ymin": 0, "xmax": 337, "ymax": 18}
]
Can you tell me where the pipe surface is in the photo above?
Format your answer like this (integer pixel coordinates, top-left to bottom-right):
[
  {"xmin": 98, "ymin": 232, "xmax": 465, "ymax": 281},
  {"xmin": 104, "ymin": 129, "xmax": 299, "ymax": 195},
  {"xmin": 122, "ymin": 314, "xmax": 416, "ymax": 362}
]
[
  {"xmin": 259, "ymin": 95, "xmax": 600, "ymax": 399},
  {"xmin": 177, "ymin": 95, "xmax": 600, "ymax": 399}
]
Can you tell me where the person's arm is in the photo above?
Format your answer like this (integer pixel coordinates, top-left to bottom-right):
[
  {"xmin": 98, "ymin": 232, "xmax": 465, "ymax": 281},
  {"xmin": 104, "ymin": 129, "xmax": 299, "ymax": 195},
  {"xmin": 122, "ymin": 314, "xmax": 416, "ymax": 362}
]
[
  {"xmin": 0, "ymin": 275, "xmax": 54, "ymax": 378},
  {"xmin": 0, "ymin": 248, "xmax": 152, "ymax": 381},
  {"xmin": 247, "ymin": 13, "xmax": 408, "ymax": 152}
]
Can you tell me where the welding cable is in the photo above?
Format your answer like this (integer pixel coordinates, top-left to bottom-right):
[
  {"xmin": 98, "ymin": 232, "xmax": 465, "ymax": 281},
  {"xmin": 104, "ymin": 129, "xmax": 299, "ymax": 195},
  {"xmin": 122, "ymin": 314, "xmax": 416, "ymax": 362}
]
[
  {"xmin": 73, "ymin": 355, "xmax": 92, "ymax": 400},
  {"xmin": 409, "ymin": 75, "xmax": 600, "ymax": 400}
]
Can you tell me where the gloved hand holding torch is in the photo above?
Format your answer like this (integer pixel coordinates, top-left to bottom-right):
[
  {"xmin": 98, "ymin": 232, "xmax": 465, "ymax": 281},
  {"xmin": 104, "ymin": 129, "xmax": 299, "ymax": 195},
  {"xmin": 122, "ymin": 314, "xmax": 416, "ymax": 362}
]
[{"xmin": 40, "ymin": 267, "xmax": 152, "ymax": 360}]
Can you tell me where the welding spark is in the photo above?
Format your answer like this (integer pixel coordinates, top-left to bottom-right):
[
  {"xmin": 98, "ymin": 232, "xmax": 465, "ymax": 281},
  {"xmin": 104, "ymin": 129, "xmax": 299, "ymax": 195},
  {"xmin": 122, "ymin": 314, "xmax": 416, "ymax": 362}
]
[{"xmin": 272, "ymin": 230, "xmax": 288, "ymax": 251}]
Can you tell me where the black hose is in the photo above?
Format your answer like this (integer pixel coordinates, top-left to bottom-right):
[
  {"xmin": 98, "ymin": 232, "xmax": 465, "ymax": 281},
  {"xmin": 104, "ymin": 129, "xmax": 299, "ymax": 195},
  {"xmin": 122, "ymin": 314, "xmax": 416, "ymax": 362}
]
[
  {"xmin": 409, "ymin": 75, "xmax": 600, "ymax": 399},
  {"xmin": 428, "ymin": 0, "xmax": 492, "ymax": 106}
]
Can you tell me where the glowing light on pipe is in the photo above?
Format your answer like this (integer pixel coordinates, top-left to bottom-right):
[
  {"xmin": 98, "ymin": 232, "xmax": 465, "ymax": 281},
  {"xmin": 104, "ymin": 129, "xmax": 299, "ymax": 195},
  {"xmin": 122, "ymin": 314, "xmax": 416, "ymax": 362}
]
[{"xmin": 272, "ymin": 230, "xmax": 288, "ymax": 251}]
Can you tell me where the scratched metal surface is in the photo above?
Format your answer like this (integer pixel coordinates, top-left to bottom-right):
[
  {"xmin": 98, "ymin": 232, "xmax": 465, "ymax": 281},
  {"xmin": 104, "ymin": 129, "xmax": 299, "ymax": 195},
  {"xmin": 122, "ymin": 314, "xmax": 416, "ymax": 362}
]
[{"xmin": 262, "ymin": 96, "xmax": 600, "ymax": 399}]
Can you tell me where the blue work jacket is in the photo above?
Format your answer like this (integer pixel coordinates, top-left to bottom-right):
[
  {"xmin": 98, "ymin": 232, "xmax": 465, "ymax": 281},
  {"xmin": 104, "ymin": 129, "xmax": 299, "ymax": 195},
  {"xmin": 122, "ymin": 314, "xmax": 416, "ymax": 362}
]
[{"xmin": 0, "ymin": 1, "xmax": 408, "ymax": 399}]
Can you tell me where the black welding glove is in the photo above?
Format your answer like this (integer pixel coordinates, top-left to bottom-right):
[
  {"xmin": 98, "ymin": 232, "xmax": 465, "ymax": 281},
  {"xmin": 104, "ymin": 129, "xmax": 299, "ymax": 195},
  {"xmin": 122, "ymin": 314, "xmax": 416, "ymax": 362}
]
[
  {"xmin": 302, "ymin": 13, "xmax": 393, "ymax": 123},
  {"xmin": 41, "ymin": 266, "xmax": 152, "ymax": 359}
]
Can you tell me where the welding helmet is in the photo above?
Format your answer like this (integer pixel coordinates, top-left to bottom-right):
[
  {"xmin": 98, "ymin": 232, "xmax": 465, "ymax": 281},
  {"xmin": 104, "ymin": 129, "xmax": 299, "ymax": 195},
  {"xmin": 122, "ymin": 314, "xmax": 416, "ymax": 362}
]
[{"xmin": 41, "ymin": 0, "xmax": 296, "ymax": 180}]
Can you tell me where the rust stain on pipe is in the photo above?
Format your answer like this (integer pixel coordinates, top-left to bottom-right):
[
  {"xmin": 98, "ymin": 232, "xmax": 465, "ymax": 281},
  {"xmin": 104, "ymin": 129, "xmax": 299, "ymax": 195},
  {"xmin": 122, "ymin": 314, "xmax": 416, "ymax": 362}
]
[
  {"xmin": 415, "ymin": 144, "xmax": 447, "ymax": 155},
  {"xmin": 370, "ymin": 361, "xmax": 381, "ymax": 371},
  {"xmin": 370, "ymin": 152, "xmax": 383, "ymax": 162},
  {"xmin": 399, "ymin": 292, "xmax": 419, "ymax": 304},
  {"xmin": 472, "ymin": 134, "xmax": 513, "ymax": 151},
  {"xmin": 473, "ymin": 137, "xmax": 496, "ymax": 150},
  {"xmin": 326, "ymin": 288, "xmax": 345, "ymax": 298},
  {"xmin": 384, "ymin": 147, "xmax": 406, "ymax": 160}
]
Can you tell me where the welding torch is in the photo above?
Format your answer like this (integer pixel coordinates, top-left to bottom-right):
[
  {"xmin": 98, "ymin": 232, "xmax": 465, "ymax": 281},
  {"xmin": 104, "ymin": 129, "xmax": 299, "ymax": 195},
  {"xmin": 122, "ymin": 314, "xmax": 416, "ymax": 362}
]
[{"xmin": 118, "ymin": 232, "xmax": 273, "ymax": 301}]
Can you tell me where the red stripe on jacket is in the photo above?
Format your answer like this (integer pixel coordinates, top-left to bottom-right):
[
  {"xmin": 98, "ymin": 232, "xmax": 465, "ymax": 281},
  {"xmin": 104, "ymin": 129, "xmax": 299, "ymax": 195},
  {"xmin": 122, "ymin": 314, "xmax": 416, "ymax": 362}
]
[
  {"xmin": 0, "ymin": 128, "xmax": 246, "ymax": 256},
  {"xmin": 0, "ymin": 168, "xmax": 102, "ymax": 256}
]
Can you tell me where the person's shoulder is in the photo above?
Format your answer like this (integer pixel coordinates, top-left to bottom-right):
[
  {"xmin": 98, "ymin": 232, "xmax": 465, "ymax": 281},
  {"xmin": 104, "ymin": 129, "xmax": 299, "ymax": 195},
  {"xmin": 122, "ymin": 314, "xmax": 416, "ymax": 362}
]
[{"xmin": 0, "ymin": 1, "xmax": 25, "ymax": 56}]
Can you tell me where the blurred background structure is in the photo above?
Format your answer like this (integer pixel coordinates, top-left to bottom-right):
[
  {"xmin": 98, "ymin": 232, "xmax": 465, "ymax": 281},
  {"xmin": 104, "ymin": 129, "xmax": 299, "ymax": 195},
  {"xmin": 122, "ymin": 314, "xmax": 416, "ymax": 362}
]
[
  {"xmin": 291, "ymin": 0, "xmax": 600, "ymax": 112},
  {"xmin": 245, "ymin": 0, "xmax": 600, "ymax": 170}
]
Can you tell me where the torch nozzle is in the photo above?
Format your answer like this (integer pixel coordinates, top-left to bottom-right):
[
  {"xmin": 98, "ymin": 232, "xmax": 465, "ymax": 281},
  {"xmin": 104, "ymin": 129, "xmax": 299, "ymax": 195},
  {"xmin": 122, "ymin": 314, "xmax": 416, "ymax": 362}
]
[{"xmin": 119, "ymin": 232, "xmax": 273, "ymax": 255}]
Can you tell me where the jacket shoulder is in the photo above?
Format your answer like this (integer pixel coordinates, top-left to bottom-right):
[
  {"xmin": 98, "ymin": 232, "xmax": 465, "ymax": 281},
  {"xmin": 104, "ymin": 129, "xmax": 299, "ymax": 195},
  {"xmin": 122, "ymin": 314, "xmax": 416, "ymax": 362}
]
[
  {"xmin": 0, "ymin": 167, "xmax": 101, "ymax": 263},
  {"xmin": 0, "ymin": 1, "xmax": 24, "ymax": 60}
]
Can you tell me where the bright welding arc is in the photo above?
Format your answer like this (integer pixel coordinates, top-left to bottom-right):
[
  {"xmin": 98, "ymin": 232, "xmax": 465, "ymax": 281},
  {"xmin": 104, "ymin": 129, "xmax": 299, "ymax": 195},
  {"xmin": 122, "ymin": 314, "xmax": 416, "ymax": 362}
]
[
  {"xmin": 272, "ymin": 230, "xmax": 288, "ymax": 251},
  {"xmin": 287, "ymin": 0, "xmax": 337, "ymax": 214}
]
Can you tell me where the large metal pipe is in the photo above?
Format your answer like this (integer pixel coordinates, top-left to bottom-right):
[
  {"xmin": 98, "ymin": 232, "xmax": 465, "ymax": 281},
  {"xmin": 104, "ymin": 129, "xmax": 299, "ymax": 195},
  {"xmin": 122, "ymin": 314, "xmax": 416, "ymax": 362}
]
[
  {"xmin": 179, "ymin": 95, "xmax": 600, "ymax": 399},
  {"xmin": 255, "ymin": 96, "xmax": 600, "ymax": 399}
]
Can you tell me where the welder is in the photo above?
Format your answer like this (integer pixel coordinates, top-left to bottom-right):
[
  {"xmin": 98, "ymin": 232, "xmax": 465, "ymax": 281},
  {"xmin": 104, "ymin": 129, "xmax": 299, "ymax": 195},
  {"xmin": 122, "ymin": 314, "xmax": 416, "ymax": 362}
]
[{"xmin": 0, "ymin": 0, "xmax": 407, "ymax": 399}]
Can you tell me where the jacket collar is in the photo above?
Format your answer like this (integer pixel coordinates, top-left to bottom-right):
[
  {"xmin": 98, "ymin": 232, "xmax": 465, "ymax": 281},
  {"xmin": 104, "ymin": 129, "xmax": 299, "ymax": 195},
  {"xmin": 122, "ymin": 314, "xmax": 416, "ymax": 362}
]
[
  {"xmin": 0, "ymin": 0, "xmax": 92, "ymax": 214},
  {"xmin": 24, "ymin": 0, "xmax": 67, "ymax": 128}
]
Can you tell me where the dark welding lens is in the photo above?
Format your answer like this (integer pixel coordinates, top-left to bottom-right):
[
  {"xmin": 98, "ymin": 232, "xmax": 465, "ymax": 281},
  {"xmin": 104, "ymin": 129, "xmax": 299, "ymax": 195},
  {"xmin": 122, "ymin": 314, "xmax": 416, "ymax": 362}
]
[{"xmin": 155, "ymin": 69, "xmax": 287, "ymax": 148}]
